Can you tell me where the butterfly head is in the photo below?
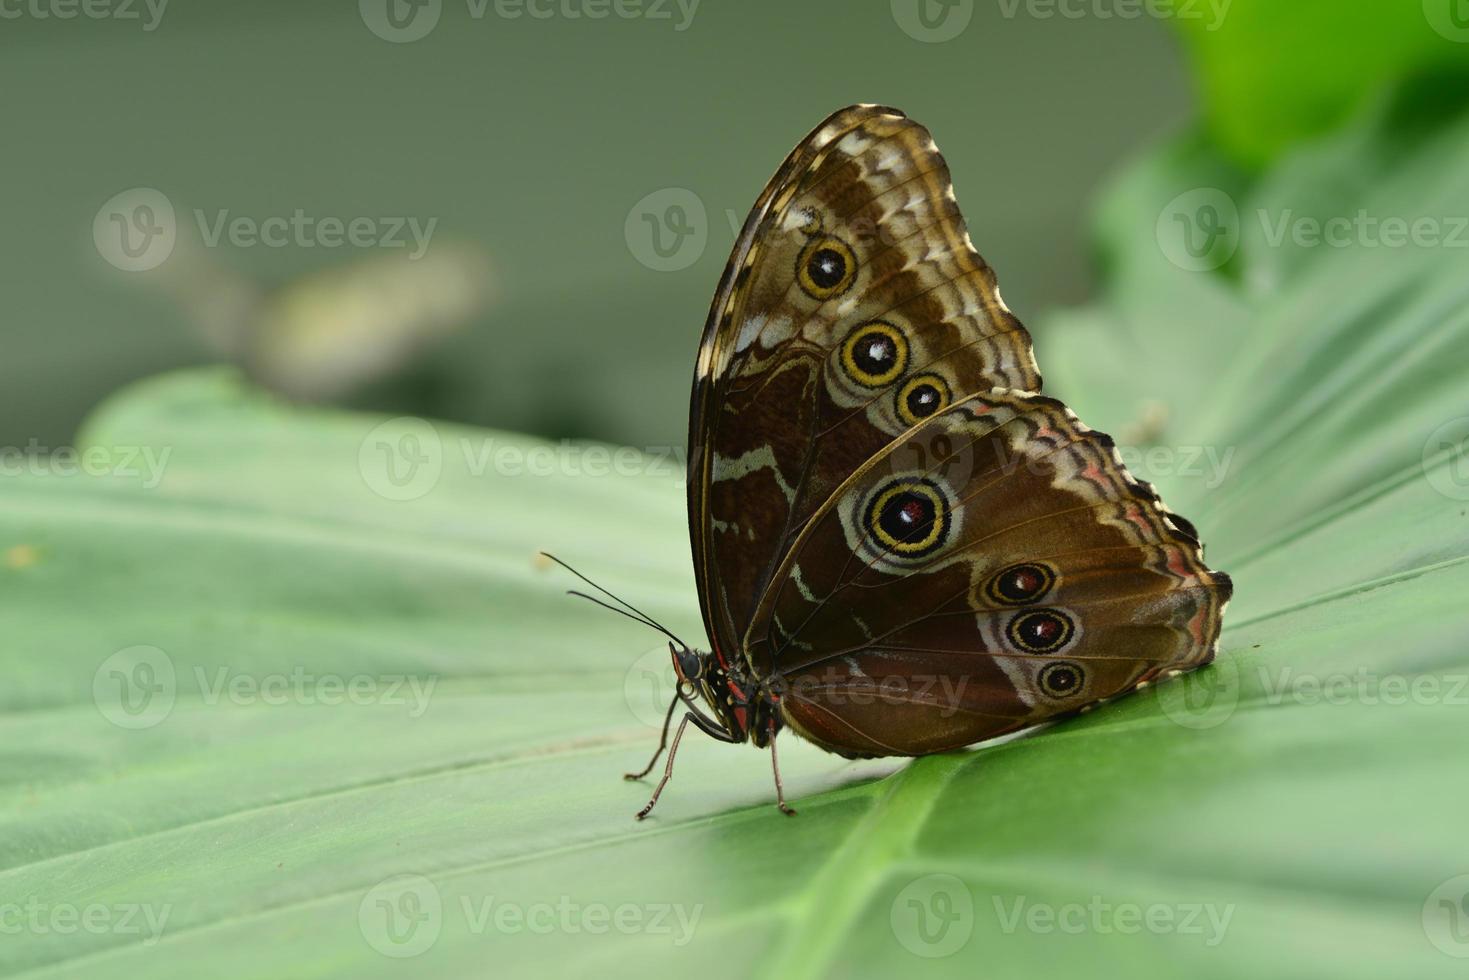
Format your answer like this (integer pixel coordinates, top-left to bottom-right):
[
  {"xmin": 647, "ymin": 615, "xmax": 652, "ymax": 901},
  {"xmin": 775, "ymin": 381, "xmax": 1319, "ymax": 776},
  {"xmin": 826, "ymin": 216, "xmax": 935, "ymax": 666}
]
[
  {"xmin": 668, "ymin": 640, "xmax": 708, "ymax": 689},
  {"xmin": 668, "ymin": 641, "xmax": 777, "ymax": 745}
]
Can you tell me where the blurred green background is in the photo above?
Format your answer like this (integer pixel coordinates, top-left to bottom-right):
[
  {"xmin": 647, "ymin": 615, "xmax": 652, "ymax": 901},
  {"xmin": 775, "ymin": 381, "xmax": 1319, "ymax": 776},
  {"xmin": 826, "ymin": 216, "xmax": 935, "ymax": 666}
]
[{"xmin": 4, "ymin": 0, "xmax": 1199, "ymax": 451}]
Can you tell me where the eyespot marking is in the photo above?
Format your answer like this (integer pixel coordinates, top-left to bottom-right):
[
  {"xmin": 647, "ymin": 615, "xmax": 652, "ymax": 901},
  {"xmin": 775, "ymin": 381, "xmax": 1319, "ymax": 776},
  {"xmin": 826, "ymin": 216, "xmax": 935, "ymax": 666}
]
[
  {"xmin": 840, "ymin": 321, "xmax": 908, "ymax": 387},
  {"xmin": 1038, "ymin": 661, "xmax": 1084, "ymax": 699},
  {"xmin": 896, "ymin": 373, "xmax": 951, "ymax": 426},
  {"xmin": 796, "ymin": 236, "xmax": 857, "ymax": 300},
  {"xmin": 1007, "ymin": 608, "xmax": 1074, "ymax": 654},
  {"xmin": 986, "ymin": 562, "xmax": 1056, "ymax": 606},
  {"xmin": 863, "ymin": 477, "xmax": 951, "ymax": 558}
]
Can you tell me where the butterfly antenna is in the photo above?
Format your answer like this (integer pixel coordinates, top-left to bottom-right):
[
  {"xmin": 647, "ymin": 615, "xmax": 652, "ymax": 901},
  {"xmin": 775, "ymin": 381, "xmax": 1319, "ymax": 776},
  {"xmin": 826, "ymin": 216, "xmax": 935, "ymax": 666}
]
[{"xmin": 541, "ymin": 553, "xmax": 690, "ymax": 649}]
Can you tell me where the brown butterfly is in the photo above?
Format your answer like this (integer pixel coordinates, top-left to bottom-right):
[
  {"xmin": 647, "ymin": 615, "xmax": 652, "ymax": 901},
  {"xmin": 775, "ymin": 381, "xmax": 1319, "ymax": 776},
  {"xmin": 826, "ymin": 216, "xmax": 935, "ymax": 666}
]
[{"xmin": 565, "ymin": 103, "xmax": 1231, "ymax": 819}]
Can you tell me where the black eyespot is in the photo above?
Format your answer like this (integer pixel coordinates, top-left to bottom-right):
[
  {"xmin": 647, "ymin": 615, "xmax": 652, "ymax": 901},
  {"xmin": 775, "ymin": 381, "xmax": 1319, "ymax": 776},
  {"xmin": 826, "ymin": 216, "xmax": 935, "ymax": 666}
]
[
  {"xmin": 906, "ymin": 384, "xmax": 940, "ymax": 415},
  {"xmin": 1007, "ymin": 608, "xmax": 1074, "ymax": 653},
  {"xmin": 895, "ymin": 374, "xmax": 951, "ymax": 426},
  {"xmin": 796, "ymin": 236, "xmax": 857, "ymax": 300},
  {"xmin": 864, "ymin": 478, "xmax": 951, "ymax": 557},
  {"xmin": 1038, "ymin": 661, "xmax": 1085, "ymax": 699},
  {"xmin": 987, "ymin": 562, "xmax": 1056, "ymax": 606},
  {"xmin": 840, "ymin": 321, "xmax": 907, "ymax": 387},
  {"xmin": 808, "ymin": 249, "xmax": 845, "ymax": 288}
]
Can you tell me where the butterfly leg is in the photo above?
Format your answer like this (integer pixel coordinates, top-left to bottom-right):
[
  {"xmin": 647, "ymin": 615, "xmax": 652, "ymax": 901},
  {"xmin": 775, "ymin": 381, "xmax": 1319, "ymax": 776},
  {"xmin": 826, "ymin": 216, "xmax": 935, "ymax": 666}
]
[
  {"xmin": 624, "ymin": 693, "xmax": 679, "ymax": 781},
  {"xmin": 769, "ymin": 728, "xmax": 796, "ymax": 816},
  {"xmin": 635, "ymin": 710, "xmax": 740, "ymax": 820}
]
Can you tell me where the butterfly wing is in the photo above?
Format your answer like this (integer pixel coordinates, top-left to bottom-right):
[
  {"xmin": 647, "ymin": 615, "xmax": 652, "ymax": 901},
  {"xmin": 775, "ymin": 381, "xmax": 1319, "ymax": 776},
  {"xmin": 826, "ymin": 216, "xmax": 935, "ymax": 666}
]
[
  {"xmin": 688, "ymin": 105, "xmax": 1041, "ymax": 664},
  {"xmin": 743, "ymin": 389, "xmax": 1231, "ymax": 757}
]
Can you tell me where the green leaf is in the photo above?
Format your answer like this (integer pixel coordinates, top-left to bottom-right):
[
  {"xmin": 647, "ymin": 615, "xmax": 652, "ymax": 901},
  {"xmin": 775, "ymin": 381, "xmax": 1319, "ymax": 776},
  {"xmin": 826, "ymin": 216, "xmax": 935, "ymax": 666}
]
[
  {"xmin": 8, "ymin": 99, "xmax": 1469, "ymax": 979},
  {"xmin": 1168, "ymin": 0, "xmax": 1469, "ymax": 165}
]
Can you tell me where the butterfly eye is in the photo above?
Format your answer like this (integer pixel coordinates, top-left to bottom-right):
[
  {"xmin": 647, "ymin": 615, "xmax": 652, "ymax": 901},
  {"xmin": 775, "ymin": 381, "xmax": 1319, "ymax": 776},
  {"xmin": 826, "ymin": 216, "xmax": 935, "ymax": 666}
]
[
  {"xmin": 796, "ymin": 236, "xmax": 857, "ymax": 300},
  {"xmin": 895, "ymin": 374, "xmax": 952, "ymax": 426},
  {"xmin": 1007, "ymin": 608, "xmax": 1075, "ymax": 653},
  {"xmin": 1038, "ymin": 661, "xmax": 1085, "ymax": 699},
  {"xmin": 840, "ymin": 321, "xmax": 908, "ymax": 387},
  {"xmin": 986, "ymin": 562, "xmax": 1056, "ymax": 606},
  {"xmin": 863, "ymin": 478, "xmax": 951, "ymax": 558}
]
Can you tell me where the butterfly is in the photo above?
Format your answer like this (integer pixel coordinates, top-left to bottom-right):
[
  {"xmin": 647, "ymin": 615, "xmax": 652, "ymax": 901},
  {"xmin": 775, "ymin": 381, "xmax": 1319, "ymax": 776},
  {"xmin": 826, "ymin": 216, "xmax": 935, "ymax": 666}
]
[{"xmin": 561, "ymin": 103, "xmax": 1231, "ymax": 819}]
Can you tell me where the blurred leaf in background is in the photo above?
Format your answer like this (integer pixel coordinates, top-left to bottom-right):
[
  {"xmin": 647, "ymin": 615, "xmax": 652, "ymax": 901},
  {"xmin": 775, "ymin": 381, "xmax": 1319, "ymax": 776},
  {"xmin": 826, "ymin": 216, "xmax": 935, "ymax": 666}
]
[
  {"xmin": 1171, "ymin": 0, "xmax": 1469, "ymax": 165},
  {"xmin": 146, "ymin": 230, "xmax": 495, "ymax": 401}
]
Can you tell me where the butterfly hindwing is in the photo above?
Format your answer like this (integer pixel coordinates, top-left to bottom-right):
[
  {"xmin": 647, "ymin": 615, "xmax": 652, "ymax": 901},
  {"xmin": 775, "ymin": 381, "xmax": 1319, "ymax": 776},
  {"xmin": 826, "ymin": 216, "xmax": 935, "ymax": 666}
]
[
  {"xmin": 689, "ymin": 105, "xmax": 1041, "ymax": 664},
  {"xmin": 744, "ymin": 389, "xmax": 1232, "ymax": 757}
]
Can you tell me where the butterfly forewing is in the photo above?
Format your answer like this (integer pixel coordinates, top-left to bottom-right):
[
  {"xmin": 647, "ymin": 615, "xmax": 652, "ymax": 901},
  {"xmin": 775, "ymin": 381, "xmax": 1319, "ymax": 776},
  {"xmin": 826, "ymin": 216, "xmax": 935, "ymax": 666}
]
[{"xmin": 689, "ymin": 105, "xmax": 1040, "ymax": 665}]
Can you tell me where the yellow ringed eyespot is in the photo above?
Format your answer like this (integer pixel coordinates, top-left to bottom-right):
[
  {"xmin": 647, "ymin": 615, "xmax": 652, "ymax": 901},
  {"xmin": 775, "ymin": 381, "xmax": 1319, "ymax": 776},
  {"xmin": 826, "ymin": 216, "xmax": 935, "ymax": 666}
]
[
  {"xmin": 895, "ymin": 374, "xmax": 951, "ymax": 426},
  {"xmin": 985, "ymin": 562, "xmax": 1056, "ymax": 606},
  {"xmin": 864, "ymin": 478, "xmax": 951, "ymax": 557},
  {"xmin": 840, "ymin": 321, "xmax": 908, "ymax": 387},
  {"xmin": 1007, "ymin": 608, "xmax": 1075, "ymax": 654},
  {"xmin": 1038, "ymin": 661, "xmax": 1085, "ymax": 699},
  {"xmin": 796, "ymin": 236, "xmax": 857, "ymax": 300}
]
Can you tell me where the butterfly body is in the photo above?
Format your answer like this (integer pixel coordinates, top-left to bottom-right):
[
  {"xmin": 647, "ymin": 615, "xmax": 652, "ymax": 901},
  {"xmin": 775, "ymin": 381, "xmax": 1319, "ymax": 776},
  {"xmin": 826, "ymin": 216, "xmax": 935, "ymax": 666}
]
[{"xmin": 611, "ymin": 104, "xmax": 1231, "ymax": 817}]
